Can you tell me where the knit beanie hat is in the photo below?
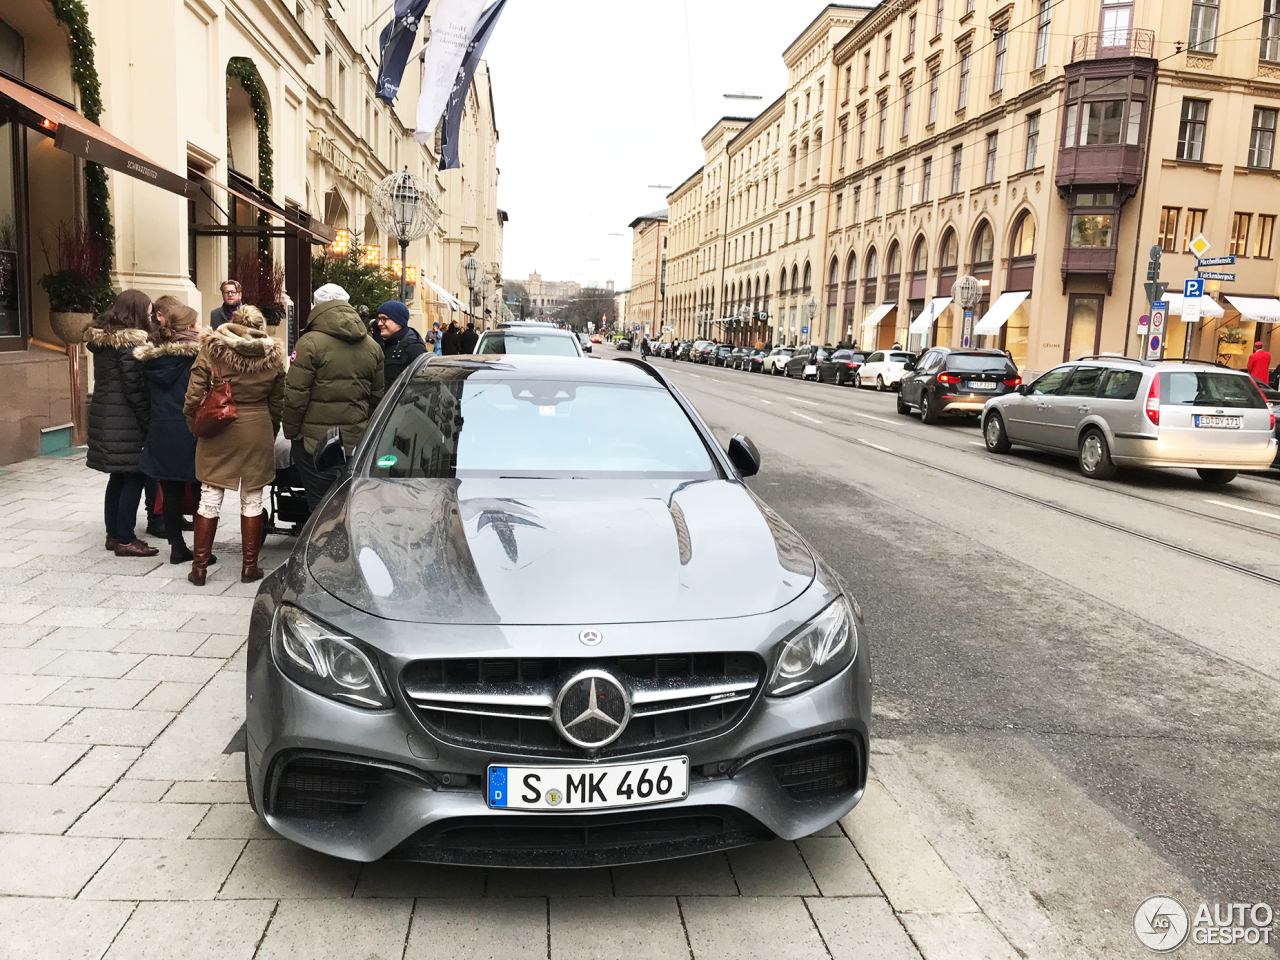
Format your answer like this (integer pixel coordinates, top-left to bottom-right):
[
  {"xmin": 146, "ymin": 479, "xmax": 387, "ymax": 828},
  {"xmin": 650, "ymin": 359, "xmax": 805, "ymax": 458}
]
[
  {"xmin": 376, "ymin": 300, "xmax": 410, "ymax": 326},
  {"xmin": 313, "ymin": 283, "xmax": 350, "ymax": 304}
]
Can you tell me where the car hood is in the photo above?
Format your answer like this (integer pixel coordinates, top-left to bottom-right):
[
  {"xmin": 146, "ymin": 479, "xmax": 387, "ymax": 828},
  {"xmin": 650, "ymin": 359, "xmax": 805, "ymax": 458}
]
[{"xmin": 304, "ymin": 477, "xmax": 815, "ymax": 625}]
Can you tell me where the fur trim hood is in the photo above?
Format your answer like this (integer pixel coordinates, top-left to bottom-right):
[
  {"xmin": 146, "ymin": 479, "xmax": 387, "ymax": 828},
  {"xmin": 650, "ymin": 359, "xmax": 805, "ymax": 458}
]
[
  {"xmin": 133, "ymin": 339, "xmax": 201, "ymax": 362},
  {"xmin": 84, "ymin": 327, "xmax": 150, "ymax": 350},
  {"xmin": 201, "ymin": 323, "xmax": 287, "ymax": 374}
]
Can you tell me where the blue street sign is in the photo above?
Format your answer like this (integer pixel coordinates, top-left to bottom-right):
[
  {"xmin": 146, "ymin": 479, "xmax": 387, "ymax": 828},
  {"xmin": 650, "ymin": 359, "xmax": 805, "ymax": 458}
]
[
  {"xmin": 1197, "ymin": 271, "xmax": 1235, "ymax": 281},
  {"xmin": 1197, "ymin": 256, "xmax": 1236, "ymax": 267},
  {"xmin": 1149, "ymin": 335, "xmax": 1161, "ymax": 351},
  {"xmin": 1184, "ymin": 278, "xmax": 1204, "ymax": 299},
  {"xmin": 801, "ymin": 325, "xmax": 809, "ymax": 334}
]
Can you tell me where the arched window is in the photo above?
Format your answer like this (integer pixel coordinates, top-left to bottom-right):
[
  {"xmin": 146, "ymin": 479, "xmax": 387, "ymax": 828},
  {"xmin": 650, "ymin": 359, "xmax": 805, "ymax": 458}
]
[
  {"xmin": 846, "ymin": 252, "xmax": 858, "ymax": 283},
  {"xmin": 939, "ymin": 229, "xmax": 958, "ymax": 269},
  {"xmin": 790, "ymin": 265, "xmax": 800, "ymax": 295},
  {"xmin": 763, "ymin": 274, "xmax": 771, "ymax": 313},
  {"xmin": 864, "ymin": 247, "xmax": 879, "ymax": 282},
  {"xmin": 971, "ymin": 220, "xmax": 994, "ymax": 266},
  {"xmin": 802, "ymin": 262, "xmax": 812, "ymax": 295},
  {"xmin": 829, "ymin": 257, "xmax": 840, "ymax": 288},
  {"xmin": 1010, "ymin": 211, "xmax": 1036, "ymax": 258},
  {"xmin": 885, "ymin": 242, "xmax": 901, "ymax": 279},
  {"xmin": 827, "ymin": 257, "xmax": 840, "ymax": 309},
  {"xmin": 911, "ymin": 237, "xmax": 928, "ymax": 276}
]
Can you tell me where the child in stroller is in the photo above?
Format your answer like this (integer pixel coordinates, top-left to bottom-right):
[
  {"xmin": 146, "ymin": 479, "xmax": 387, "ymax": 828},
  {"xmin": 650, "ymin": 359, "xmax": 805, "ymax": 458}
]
[{"xmin": 265, "ymin": 429, "xmax": 311, "ymax": 536}]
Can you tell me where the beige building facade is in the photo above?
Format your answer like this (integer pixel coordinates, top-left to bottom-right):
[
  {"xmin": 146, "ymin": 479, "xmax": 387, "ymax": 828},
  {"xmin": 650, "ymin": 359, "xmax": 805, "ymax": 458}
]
[
  {"xmin": 0, "ymin": 0, "xmax": 503, "ymax": 464},
  {"xmin": 627, "ymin": 210, "xmax": 667, "ymax": 337},
  {"xmin": 522, "ymin": 272, "xmax": 581, "ymax": 317},
  {"xmin": 664, "ymin": 1, "xmax": 1280, "ymax": 374}
]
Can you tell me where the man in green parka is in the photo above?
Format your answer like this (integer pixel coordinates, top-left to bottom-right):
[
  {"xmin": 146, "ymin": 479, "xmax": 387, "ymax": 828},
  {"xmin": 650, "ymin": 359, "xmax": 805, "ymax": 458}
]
[{"xmin": 283, "ymin": 284, "xmax": 386, "ymax": 508}]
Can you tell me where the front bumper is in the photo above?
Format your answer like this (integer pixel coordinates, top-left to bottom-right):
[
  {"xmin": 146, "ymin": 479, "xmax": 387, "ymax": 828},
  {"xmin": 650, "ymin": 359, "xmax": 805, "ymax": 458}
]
[{"xmin": 245, "ymin": 588, "xmax": 870, "ymax": 865}]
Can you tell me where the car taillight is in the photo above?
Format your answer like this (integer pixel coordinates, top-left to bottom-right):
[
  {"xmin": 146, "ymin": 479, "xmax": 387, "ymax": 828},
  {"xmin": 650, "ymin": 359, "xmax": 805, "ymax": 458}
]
[
  {"xmin": 1003, "ymin": 377, "xmax": 1022, "ymax": 387},
  {"xmin": 937, "ymin": 372, "xmax": 960, "ymax": 385},
  {"xmin": 845, "ymin": 362, "xmax": 858, "ymax": 369},
  {"xmin": 1144, "ymin": 376, "xmax": 1160, "ymax": 426}
]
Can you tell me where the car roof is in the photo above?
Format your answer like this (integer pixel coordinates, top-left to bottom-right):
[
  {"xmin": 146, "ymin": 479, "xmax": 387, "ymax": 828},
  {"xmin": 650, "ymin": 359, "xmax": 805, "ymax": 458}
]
[
  {"xmin": 421, "ymin": 354, "xmax": 660, "ymax": 386},
  {"xmin": 483, "ymin": 326, "xmax": 573, "ymax": 337}
]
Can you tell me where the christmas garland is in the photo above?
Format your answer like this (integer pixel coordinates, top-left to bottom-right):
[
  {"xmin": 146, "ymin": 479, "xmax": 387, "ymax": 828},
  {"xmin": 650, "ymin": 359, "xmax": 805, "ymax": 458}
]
[
  {"xmin": 226, "ymin": 58, "xmax": 273, "ymax": 255},
  {"xmin": 48, "ymin": 0, "xmax": 113, "ymax": 274}
]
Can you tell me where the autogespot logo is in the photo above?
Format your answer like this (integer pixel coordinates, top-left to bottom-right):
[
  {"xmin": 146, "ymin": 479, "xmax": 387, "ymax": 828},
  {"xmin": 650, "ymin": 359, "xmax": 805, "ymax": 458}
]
[{"xmin": 1134, "ymin": 896, "xmax": 1190, "ymax": 952}]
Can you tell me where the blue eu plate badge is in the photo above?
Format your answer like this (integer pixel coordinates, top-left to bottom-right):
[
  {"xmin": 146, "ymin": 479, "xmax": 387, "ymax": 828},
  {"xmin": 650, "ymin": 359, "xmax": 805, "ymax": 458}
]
[{"xmin": 489, "ymin": 766, "xmax": 508, "ymax": 807}]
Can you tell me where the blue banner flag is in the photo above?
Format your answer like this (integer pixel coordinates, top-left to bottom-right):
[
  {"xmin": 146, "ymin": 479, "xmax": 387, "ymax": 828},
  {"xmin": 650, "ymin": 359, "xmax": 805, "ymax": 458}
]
[
  {"xmin": 376, "ymin": 0, "xmax": 430, "ymax": 105},
  {"xmin": 439, "ymin": 0, "xmax": 507, "ymax": 169}
]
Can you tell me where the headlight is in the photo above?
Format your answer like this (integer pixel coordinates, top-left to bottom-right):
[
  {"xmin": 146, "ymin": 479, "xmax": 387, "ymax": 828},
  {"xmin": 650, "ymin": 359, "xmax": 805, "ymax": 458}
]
[
  {"xmin": 271, "ymin": 605, "xmax": 391, "ymax": 709},
  {"xmin": 767, "ymin": 598, "xmax": 856, "ymax": 697}
]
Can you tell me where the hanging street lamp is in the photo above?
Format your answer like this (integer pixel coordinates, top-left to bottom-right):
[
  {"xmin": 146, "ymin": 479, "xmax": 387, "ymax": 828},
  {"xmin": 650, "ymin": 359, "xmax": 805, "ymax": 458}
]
[{"xmin": 371, "ymin": 170, "xmax": 439, "ymax": 303}]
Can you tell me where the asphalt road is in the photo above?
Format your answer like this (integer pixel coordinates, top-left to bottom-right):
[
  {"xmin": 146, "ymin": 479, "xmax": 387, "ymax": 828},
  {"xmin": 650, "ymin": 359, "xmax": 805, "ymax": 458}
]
[{"xmin": 625, "ymin": 345, "xmax": 1280, "ymax": 959}]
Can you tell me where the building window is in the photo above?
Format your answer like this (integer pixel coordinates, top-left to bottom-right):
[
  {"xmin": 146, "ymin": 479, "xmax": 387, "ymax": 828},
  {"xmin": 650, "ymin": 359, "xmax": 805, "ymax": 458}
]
[
  {"xmin": 901, "ymin": 85, "xmax": 913, "ymax": 138},
  {"xmin": 845, "ymin": 65, "xmax": 853, "ymax": 100},
  {"xmin": 1189, "ymin": 0, "xmax": 1219, "ymax": 53},
  {"xmin": 935, "ymin": 0, "xmax": 945, "ymax": 35},
  {"xmin": 1070, "ymin": 214, "xmax": 1113, "ymax": 247},
  {"xmin": 1024, "ymin": 112, "xmax": 1040, "ymax": 169},
  {"xmin": 951, "ymin": 144, "xmax": 963, "ymax": 194},
  {"xmin": 883, "ymin": 34, "xmax": 892, "ymax": 73},
  {"xmin": 1035, "ymin": 1, "xmax": 1052, "ymax": 68},
  {"xmin": 835, "ymin": 193, "xmax": 844, "ymax": 228},
  {"xmin": 1158, "ymin": 207, "xmax": 1180, "ymax": 252},
  {"xmin": 966, "ymin": 0, "xmax": 975, "ymax": 11},
  {"xmin": 818, "ymin": 79, "xmax": 825, "ymax": 109},
  {"xmin": 984, "ymin": 132, "xmax": 998, "ymax": 184},
  {"xmin": 1182, "ymin": 208, "xmax": 1206, "ymax": 252},
  {"xmin": 840, "ymin": 122, "xmax": 848, "ymax": 168},
  {"xmin": 863, "ymin": 50, "xmax": 872, "ymax": 87},
  {"xmin": 1084, "ymin": 100, "xmax": 1125, "ymax": 144},
  {"xmin": 908, "ymin": 14, "xmax": 917, "ymax": 55},
  {"xmin": 992, "ymin": 29, "xmax": 1008, "ymax": 93},
  {"xmin": 928, "ymin": 68, "xmax": 940, "ymax": 125},
  {"xmin": 1064, "ymin": 103, "xmax": 1079, "ymax": 148},
  {"xmin": 784, "ymin": 212, "xmax": 791, "ymax": 243},
  {"xmin": 857, "ymin": 111, "xmax": 867, "ymax": 159},
  {"xmin": 877, "ymin": 97, "xmax": 887, "ymax": 150},
  {"xmin": 957, "ymin": 51, "xmax": 971, "ymax": 110},
  {"xmin": 1177, "ymin": 99, "xmax": 1208, "ymax": 161},
  {"xmin": 853, "ymin": 185, "xmax": 862, "ymax": 222},
  {"xmin": 1255, "ymin": 214, "xmax": 1276, "ymax": 257},
  {"xmin": 809, "ymin": 202, "xmax": 816, "ymax": 236},
  {"xmin": 873, "ymin": 177, "xmax": 882, "ymax": 217},
  {"xmin": 1230, "ymin": 213, "xmax": 1252, "ymax": 256},
  {"xmin": 921, "ymin": 157, "xmax": 933, "ymax": 202},
  {"xmin": 896, "ymin": 168, "xmax": 906, "ymax": 210},
  {"xmin": 1249, "ymin": 107, "xmax": 1277, "ymax": 168},
  {"xmin": 805, "ymin": 90, "xmax": 811, "ymax": 118},
  {"xmin": 1265, "ymin": 0, "xmax": 1280, "ymax": 62}
]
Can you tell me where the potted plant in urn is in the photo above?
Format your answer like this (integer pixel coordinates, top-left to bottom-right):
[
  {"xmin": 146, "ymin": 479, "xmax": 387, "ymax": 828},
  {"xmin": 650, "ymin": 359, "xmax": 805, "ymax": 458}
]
[
  {"xmin": 39, "ymin": 221, "xmax": 114, "ymax": 344},
  {"xmin": 1217, "ymin": 325, "xmax": 1248, "ymax": 356}
]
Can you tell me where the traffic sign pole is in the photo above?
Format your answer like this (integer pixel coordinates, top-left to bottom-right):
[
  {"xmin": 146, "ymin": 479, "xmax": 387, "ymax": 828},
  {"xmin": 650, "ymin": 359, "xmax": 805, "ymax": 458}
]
[{"xmin": 1148, "ymin": 301, "xmax": 1167, "ymax": 360}]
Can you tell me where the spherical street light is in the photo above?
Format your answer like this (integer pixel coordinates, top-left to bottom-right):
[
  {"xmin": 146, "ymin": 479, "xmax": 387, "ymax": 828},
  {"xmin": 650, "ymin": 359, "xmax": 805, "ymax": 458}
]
[
  {"xmin": 952, "ymin": 275, "xmax": 983, "ymax": 310},
  {"xmin": 371, "ymin": 170, "xmax": 439, "ymax": 303},
  {"xmin": 457, "ymin": 256, "xmax": 484, "ymax": 316}
]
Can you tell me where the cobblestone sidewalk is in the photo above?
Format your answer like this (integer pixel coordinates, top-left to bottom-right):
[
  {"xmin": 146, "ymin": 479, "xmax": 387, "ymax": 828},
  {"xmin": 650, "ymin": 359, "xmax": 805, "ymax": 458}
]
[{"xmin": 0, "ymin": 452, "xmax": 1018, "ymax": 960}]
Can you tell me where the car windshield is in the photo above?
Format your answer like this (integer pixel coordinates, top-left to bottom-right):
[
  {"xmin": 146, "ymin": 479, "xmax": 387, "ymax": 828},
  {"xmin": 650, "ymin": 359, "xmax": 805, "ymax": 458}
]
[
  {"xmin": 477, "ymin": 333, "xmax": 580, "ymax": 357},
  {"xmin": 370, "ymin": 371, "xmax": 719, "ymax": 480},
  {"xmin": 946, "ymin": 355, "xmax": 1017, "ymax": 375},
  {"xmin": 1161, "ymin": 371, "xmax": 1266, "ymax": 409}
]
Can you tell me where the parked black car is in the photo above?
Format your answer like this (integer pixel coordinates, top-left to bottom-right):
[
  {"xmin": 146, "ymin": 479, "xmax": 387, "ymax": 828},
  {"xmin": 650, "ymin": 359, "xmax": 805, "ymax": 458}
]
[
  {"xmin": 675, "ymin": 340, "xmax": 693, "ymax": 361},
  {"xmin": 692, "ymin": 340, "xmax": 716, "ymax": 363},
  {"xmin": 783, "ymin": 345, "xmax": 831, "ymax": 380},
  {"xmin": 616, "ymin": 339, "xmax": 633, "ymax": 352},
  {"xmin": 817, "ymin": 350, "xmax": 868, "ymax": 385},
  {"xmin": 712, "ymin": 344, "xmax": 734, "ymax": 367},
  {"xmin": 897, "ymin": 347, "xmax": 1021, "ymax": 424},
  {"xmin": 744, "ymin": 348, "xmax": 768, "ymax": 372},
  {"xmin": 728, "ymin": 346, "xmax": 750, "ymax": 369}
]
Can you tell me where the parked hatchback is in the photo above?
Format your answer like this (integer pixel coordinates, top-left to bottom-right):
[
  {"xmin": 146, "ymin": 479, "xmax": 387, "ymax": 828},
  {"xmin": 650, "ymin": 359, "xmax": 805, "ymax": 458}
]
[
  {"xmin": 783, "ymin": 345, "xmax": 830, "ymax": 380},
  {"xmin": 855, "ymin": 351, "xmax": 916, "ymax": 390},
  {"xmin": 712, "ymin": 344, "xmax": 734, "ymax": 367},
  {"xmin": 981, "ymin": 357, "xmax": 1277, "ymax": 483},
  {"xmin": 763, "ymin": 346, "xmax": 796, "ymax": 375},
  {"xmin": 898, "ymin": 348, "xmax": 1021, "ymax": 423},
  {"xmin": 817, "ymin": 350, "xmax": 868, "ymax": 386}
]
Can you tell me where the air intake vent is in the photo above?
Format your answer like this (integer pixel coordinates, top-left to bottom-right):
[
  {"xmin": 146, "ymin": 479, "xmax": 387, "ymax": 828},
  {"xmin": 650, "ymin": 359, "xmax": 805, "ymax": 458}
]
[
  {"xmin": 268, "ymin": 754, "xmax": 384, "ymax": 819},
  {"xmin": 771, "ymin": 739, "xmax": 857, "ymax": 799}
]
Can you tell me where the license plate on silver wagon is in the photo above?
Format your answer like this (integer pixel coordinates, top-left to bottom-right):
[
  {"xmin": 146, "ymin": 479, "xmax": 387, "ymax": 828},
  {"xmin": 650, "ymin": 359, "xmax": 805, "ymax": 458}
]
[{"xmin": 487, "ymin": 757, "xmax": 689, "ymax": 811}]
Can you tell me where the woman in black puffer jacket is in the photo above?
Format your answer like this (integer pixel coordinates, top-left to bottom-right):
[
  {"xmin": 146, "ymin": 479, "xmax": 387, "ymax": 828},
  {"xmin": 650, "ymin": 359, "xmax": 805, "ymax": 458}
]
[{"xmin": 85, "ymin": 289, "xmax": 157, "ymax": 557}]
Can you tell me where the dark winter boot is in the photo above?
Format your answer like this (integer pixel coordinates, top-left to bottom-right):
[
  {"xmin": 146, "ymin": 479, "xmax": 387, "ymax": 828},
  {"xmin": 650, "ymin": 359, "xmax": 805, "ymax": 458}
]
[
  {"xmin": 188, "ymin": 515, "xmax": 218, "ymax": 586},
  {"xmin": 240, "ymin": 513, "xmax": 265, "ymax": 583}
]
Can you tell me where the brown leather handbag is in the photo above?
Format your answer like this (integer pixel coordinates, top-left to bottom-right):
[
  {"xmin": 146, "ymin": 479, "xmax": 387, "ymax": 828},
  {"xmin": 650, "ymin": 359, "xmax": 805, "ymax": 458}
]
[{"xmin": 192, "ymin": 360, "xmax": 237, "ymax": 438}]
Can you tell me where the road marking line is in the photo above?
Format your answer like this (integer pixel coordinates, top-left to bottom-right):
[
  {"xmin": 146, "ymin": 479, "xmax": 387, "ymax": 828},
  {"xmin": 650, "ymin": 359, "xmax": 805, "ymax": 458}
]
[
  {"xmin": 792, "ymin": 411, "xmax": 824, "ymax": 424},
  {"xmin": 709, "ymin": 378, "xmax": 729, "ymax": 384},
  {"xmin": 1205, "ymin": 499, "xmax": 1280, "ymax": 522},
  {"xmin": 851, "ymin": 411, "xmax": 896, "ymax": 424},
  {"xmin": 755, "ymin": 397, "xmax": 774, "ymax": 405},
  {"xmin": 686, "ymin": 373, "xmax": 702, "ymax": 378},
  {"xmin": 858, "ymin": 439, "xmax": 892, "ymax": 452},
  {"xmin": 969, "ymin": 441, "xmax": 986, "ymax": 447},
  {"xmin": 785, "ymin": 396, "xmax": 819, "ymax": 405}
]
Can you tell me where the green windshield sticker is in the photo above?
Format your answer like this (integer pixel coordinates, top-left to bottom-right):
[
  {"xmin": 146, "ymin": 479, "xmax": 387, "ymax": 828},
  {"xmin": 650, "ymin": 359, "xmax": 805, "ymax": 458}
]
[{"xmin": 376, "ymin": 455, "xmax": 398, "ymax": 468}]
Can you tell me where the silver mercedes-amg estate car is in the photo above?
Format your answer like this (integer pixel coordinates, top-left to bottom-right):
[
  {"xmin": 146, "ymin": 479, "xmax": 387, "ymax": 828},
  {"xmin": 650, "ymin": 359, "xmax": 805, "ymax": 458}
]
[{"xmin": 245, "ymin": 354, "xmax": 870, "ymax": 867}]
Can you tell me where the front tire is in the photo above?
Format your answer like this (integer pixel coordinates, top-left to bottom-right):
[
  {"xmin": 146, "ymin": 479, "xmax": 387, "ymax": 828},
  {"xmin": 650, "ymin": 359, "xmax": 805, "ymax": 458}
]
[
  {"xmin": 1197, "ymin": 469, "xmax": 1238, "ymax": 485},
  {"xmin": 984, "ymin": 412, "xmax": 1012, "ymax": 453},
  {"xmin": 920, "ymin": 392, "xmax": 940, "ymax": 424},
  {"xmin": 1078, "ymin": 428, "xmax": 1117, "ymax": 480},
  {"xmin": 896, "ymin": 392, "xmax": 911, "ymax": 415}
]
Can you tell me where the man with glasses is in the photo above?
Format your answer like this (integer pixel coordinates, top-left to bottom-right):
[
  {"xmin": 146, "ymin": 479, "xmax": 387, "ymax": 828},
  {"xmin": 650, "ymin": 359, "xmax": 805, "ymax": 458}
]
[
  {"xmin": 209, "ymin": 280, "xmax": 243, "ymax": 329},
  {"xmin": 375, "ymin": 300, "xmax": 427, "ymax": 384}
]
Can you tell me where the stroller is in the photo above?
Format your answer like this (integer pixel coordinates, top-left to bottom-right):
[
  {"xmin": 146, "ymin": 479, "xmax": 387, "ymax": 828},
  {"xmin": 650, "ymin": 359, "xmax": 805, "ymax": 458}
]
[{"xmin": 265, "ymin": 430, "xmax": 312, "ymax": 537}]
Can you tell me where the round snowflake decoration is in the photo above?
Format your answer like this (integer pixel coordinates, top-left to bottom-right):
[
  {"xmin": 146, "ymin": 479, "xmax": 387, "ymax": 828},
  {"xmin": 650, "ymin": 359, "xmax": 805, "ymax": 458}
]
[
  {"xmin": 952, "ymin": 274, "xmax": 983, "ymax": 309},
  {"xmin": 371, "ymin": 171, "xmax": 439, "ymax": 244}
]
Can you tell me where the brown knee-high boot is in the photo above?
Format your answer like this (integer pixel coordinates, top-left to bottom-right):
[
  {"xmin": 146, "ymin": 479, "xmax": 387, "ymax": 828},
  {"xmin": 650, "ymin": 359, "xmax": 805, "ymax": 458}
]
[
  {"xmin": 188, "ymin": 514, "xmax": 218, "ymax": 586},
  {"xmin": 240, "ymin": 513, "xmax": 264, "ymax": 583}
]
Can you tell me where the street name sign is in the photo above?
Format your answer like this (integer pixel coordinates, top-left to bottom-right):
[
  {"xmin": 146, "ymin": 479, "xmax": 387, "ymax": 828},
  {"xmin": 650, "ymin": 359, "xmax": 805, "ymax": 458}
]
[
  {"xmin": 1197, "ymin": 271, "xmax": 1236, "ymax": 282},
  {"xmin": 1197, "ymin": 256, "xmax": 1235, "ymax": 267}
]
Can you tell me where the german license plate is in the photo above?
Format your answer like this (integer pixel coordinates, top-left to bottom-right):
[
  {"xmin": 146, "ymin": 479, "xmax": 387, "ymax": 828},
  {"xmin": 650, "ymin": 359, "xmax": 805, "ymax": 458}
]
[
  {"xmin": 487, "ymin": 757, "xmax": 690, "ymax": 811},
  {"xmin": 968, "ymin": 381, "xmax": 998, "ymax": 390},
  {"xmin": 1194, "ymin": 415, "xmax": 1242, "ymax": 429}
]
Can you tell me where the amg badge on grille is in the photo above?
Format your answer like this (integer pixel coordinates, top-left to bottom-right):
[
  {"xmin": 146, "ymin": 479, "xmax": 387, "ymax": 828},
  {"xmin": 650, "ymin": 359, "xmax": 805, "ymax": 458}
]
[{"xmin": 553, "ymin": 670, "xmax": 630, "ymax": 748}]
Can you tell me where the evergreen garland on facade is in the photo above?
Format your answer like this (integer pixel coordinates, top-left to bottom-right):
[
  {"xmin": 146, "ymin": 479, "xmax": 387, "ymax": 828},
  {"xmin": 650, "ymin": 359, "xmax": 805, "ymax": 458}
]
[
  {"xmin": 226, "ymin": 58, "xmax": 274, "ymax": 255},
  {"xmin": 48, "ymin": 0, "xmax": 113, "ymax": 274}
]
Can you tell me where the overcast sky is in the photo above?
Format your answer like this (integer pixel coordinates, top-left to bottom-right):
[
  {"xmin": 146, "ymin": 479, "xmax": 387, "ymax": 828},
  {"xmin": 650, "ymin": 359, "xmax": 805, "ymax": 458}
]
[{"xmin": 483, "ymin": 1, "xmax": 874, "ymax": 292}]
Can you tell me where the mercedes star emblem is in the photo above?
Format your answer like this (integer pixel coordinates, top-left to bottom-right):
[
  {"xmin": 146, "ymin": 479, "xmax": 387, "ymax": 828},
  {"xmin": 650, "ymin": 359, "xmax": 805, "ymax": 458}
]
[
  {"xmin": 553, "ymin": 669, "xmax": 631, "ymax": 749},
  {"xmin": 579, "ymin": 629, "xmax": 602, "ymax": 646}
]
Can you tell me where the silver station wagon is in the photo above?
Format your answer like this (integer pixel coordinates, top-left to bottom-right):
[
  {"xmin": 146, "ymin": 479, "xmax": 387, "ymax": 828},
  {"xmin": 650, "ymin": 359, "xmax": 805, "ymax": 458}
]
[{"xmin": 981, "ymin": 356, "xmax": 1277, "ymax": 484}]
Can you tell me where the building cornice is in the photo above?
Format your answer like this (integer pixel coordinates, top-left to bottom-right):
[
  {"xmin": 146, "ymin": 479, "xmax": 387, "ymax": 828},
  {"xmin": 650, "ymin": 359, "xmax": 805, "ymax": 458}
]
[{"xmin": 784, "ymin": 4, "xmax": 879, "ymax": 65}]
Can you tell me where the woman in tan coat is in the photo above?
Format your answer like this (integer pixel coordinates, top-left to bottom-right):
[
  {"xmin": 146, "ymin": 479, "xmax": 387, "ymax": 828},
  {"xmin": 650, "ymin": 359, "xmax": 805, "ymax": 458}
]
[{"xmin": 183, "ymin": 306, "xmax": 286, "ymax": 585}]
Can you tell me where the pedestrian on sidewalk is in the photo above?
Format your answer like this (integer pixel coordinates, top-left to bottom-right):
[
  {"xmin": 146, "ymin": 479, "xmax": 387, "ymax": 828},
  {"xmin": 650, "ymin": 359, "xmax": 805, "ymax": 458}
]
[
  {"xmin": 441, "ymin": 319, "xmax": 462, "ymax": 355},
  {"xmin": 459, "ymin": 321, "xmax": 479, "ymax": 354},
  {"xmin": 429, "ymin": 322, "xmax": 443, "ymax": 355},
  {"xmin": 183, "ymin": 305, "xmax": 286, "ymax": 586},
  {"xmin": 1246, "ymin": 340, "xmax": 1271, "ymax": 384},
  {"xmin": 209, "ymin": 279, "xmax": 243, "ymax": 329},
  {"xmin": 85, "ymin": 289, "xmax": 158, "ymax": 558},
  {"xmin": 282, "ymin": 284, "xmax": 384, "ymax": 510},
  {"xmin": 135, "ymin": 296, "xmax": 213, "ymax": 566},
  {"xmin": 375, "ymin": 300, "xmax": 427, "ymax": 383}
]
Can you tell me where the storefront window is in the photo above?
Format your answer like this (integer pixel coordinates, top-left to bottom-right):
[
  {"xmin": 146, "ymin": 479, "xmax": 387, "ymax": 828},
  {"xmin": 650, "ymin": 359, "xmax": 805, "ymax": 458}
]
[
  {"xmin": 0, "ymin": 122, "xmax": 21, "ymax": 339},
  {"xmin": 1070, "ymin": 214, "xmax": 1112, "ymax": 247}
]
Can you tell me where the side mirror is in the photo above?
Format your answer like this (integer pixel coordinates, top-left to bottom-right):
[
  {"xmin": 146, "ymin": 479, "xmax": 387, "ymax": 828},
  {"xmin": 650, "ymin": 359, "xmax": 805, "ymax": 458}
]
[
  {"xmin": 314, "ymin": 427, "xmax": 347, "ymax": 473},
  {"xmin": 1016, "ymin": 384, "xmax": 1029, "ymax": 396},
  {"xmin": 727, "ymin": 434, "xmax": 761, "ymax": 478},
  {"xmin": 903, "ymin": 359, "xmax": 916, "ymax": 371}
]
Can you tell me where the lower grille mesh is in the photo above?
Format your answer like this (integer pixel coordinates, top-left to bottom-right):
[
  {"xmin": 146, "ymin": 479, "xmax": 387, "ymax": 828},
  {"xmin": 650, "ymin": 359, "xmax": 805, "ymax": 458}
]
[
  {"xmin": 269, "ymin": 755, "xmax": 383, "ymax": 819},
  {"xmin": 771, "ymin": 740, "xmax": 858, "ymax": 798}
]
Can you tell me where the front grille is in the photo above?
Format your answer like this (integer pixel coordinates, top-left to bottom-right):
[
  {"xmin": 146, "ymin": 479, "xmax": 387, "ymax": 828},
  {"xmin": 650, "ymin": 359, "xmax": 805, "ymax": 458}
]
[
  {"xmin": 268, "ymin": 754, "xmax": 384, "ymax": 819},
  {"xmin": 771, "ymin": 739, "xmax": 859, "ymax": 799},
  {"xmin": 387, "ymin": 805, "xmax": 774, "ymax": 867},
  {"xmin": 402, "ymin": 654, "xmax": 763, "ymax": 758}
]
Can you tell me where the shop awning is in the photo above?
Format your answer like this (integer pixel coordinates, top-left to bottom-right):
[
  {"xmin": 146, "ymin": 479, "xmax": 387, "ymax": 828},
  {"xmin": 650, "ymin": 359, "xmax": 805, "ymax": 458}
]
[
  {"xmin": 909, "ymin": 297, "xmax": 952, "ymax": 334},
  {"xmin": 861, "ymin": 302, "xmax": 897, "ymax": 332},
  {"xmin": 0, "ymin": 73, "xmax": 191, "ymax": 197},
  {"xmin": 193, "ymin": 172, "xmax": 334, "ymax": 244},
  {"xmin": 423, "ymin": 277, "xmax": 467, "ymax": 312},
  {"xmin": 973, "ymin": 291, "xmax": 1030, "ymax": 336},
  {"xmin": 1225, "ymin": 295, "xmax": 1280, "ymax": 323},
  {"xmin": 1164, "ymin": 292, "xmax": 1224, "ymax": 318}
]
